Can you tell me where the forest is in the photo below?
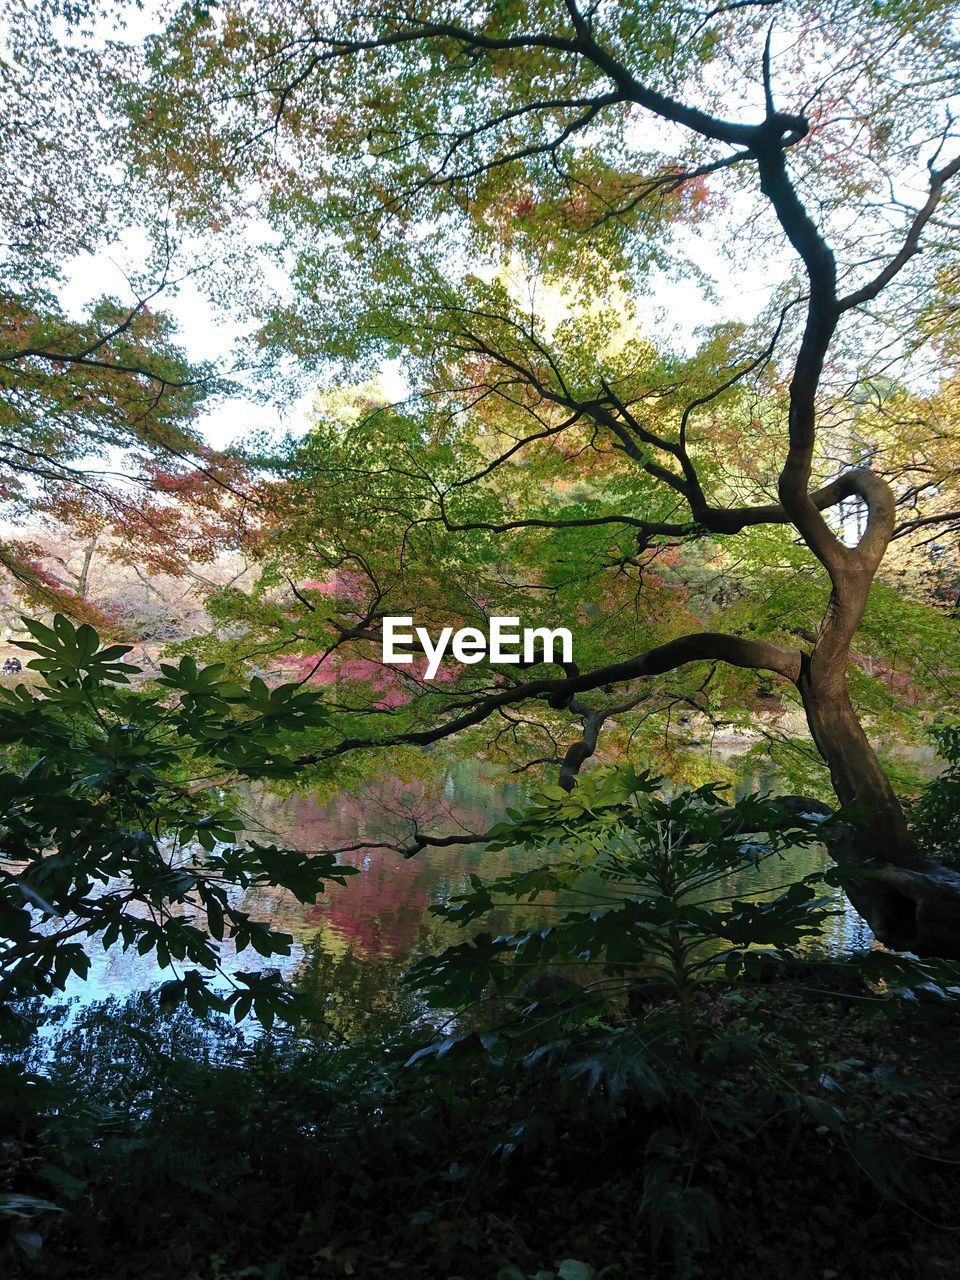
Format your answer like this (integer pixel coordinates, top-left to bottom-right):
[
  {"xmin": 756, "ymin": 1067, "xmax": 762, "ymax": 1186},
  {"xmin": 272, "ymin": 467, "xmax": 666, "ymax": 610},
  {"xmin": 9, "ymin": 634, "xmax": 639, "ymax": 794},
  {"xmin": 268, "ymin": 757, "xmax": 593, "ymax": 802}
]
[{"xmin": 2, "ymin": 0, "xmax": 960, "ymax": 1276}]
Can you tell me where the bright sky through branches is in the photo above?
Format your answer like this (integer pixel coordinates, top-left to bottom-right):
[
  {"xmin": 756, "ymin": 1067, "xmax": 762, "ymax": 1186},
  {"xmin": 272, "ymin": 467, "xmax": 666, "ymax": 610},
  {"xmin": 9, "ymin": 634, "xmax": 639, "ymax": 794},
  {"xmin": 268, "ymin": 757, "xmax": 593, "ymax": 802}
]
[{"xmin": 33, "ymin": 0, "xmax": 781, "ymax": 452}]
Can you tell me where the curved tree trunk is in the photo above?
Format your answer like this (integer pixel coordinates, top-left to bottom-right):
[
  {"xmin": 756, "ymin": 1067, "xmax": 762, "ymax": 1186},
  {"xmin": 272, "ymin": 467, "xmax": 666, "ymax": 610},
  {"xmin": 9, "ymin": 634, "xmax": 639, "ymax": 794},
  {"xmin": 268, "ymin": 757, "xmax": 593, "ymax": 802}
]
[
  {"xmin": 798, "ymin": 542, "xmax": 960, "ymax": 958},
  {"xmin": 749, "ymin": 132, "xmax": 960, "ymax": 957},
  {"xmin": 799, "ymin": 638, "xmax": 960, "ymax": 959},
  {"xmin": 800, "ymin": 586, "xmax": 919, "ymax": 867}
]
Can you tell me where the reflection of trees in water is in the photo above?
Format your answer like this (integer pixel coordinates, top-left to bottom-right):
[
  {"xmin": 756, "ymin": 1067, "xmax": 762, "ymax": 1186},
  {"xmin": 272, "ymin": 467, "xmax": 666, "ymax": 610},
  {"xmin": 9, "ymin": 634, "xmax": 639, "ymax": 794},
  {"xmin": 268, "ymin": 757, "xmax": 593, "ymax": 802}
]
[
  {"xmin": 32, "ymin": 761, "xmax": 868, "ymax": 1021},
  {"xmin": 287, "ymin": 760, "xmax": 518, "ymax": 852},
  {"xmin": 289, "ymin": 821, "xmax": 870, "ymax": 1044},
  {"xmin": 189, "ymin": 763, "xmax": 867, "ymax": 1028},
  {"xmin": 249, "ymin": 762, "xmax": 537, "ymax": 961},
  {"xmin": 295, "ymin": 913, "xmax": 463, "ymax": 1042},
  {"xmin": 304, "ymin": 852, "xmax": 435, "ymax": 958},
  {"xmin": 266, "ymin": 758, "xmax": 874, "ymax": 978},
  {"xmin": 295, "ymin": 942, "xmax": 421, "ymax": 1043}
]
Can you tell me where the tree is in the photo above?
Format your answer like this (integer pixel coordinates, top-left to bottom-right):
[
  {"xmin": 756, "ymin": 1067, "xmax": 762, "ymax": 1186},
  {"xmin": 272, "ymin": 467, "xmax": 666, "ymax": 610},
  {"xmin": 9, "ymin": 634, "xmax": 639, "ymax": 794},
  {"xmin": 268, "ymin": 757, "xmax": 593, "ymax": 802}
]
[
  {"xmin": 0, "ymin": 1, "xmax": 253, "ymax": 620},
  {"xmin": 100, "ymin": 1, "xmax": 960, "ymax": 952},
  {"xmin": 1, "ymin": 528, "xmax": 258, "ymax": 650}
]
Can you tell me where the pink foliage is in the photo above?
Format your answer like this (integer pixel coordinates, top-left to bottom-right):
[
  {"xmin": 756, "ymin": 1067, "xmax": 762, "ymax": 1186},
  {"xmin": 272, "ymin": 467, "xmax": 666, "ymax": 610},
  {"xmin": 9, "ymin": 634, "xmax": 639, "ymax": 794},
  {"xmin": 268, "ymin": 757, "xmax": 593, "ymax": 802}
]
[
  {"xmin": 292, "ymin": 648, "xmax": 457, "ymax": 708},
  {"xmin": 294, "ymin": 571, "xmax": 459, "ymax": 705}
]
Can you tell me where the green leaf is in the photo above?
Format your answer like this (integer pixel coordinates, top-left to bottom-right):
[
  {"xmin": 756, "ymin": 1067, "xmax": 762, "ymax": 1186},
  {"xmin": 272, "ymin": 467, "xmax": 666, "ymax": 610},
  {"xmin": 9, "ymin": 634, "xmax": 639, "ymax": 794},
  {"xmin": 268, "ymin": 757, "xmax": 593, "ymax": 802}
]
[{"xmin": 558, "ymin": 1263, "xmax": 596, "ymax": 1280}]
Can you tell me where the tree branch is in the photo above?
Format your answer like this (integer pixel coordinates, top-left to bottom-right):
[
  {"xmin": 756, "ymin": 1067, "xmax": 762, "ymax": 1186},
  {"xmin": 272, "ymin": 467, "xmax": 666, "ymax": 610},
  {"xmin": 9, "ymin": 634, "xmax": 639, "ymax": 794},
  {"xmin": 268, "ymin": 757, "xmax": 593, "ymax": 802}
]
[
  {"xmin": 299, "ymin": 631, "xmax": 802, "ymax": 765},
  {"xmin": 837, "ymin": 154, "xmax": 960, "ymax": 312}
]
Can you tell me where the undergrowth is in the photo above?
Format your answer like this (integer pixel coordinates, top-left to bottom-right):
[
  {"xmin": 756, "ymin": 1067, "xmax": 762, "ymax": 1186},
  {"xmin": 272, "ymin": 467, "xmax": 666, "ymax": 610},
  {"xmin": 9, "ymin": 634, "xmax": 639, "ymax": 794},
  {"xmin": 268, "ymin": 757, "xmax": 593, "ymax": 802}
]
[{"xmin": 3, "ymin": 768, "xmax": 960, "ymax": 1279}]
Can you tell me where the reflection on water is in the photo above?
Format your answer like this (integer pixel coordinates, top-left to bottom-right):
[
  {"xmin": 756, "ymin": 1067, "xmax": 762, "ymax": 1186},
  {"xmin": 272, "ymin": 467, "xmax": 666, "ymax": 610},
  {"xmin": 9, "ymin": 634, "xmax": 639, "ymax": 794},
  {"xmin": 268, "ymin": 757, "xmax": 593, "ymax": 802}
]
[{"xmin": 58, "ymin": 760, "xmax": 874, "ymax": 1024}]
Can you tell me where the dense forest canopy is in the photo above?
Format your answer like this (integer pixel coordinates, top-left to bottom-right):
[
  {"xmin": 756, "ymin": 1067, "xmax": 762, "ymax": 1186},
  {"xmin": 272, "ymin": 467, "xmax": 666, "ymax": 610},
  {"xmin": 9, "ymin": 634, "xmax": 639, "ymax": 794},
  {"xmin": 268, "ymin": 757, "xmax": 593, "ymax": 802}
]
[
  {"xmin": 101, "ymin": 0, "xmax": 960, "ymax": 951},
  {"xmin": 3, "ymin": 0, "xmax": 960, "ymax": 961},
  {"xmin": 7, "ymin": 5, "xmax": 960, "ymax": 1278}
]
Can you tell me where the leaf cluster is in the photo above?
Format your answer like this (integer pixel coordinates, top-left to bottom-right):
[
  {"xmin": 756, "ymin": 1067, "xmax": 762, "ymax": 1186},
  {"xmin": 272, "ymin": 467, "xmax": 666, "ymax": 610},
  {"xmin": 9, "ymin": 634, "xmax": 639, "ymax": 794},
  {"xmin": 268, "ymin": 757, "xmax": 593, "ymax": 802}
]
[{"xmin": 0, "ymin": 615, "xmax": 356, "ymax": 1034}]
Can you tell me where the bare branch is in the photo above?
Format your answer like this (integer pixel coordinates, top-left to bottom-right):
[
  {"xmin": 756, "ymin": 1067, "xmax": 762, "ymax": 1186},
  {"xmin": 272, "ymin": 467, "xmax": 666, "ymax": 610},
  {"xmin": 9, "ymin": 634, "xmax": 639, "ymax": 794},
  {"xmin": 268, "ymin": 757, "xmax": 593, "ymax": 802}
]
[{"xmin": 837, "ymin": 154, "xmax": 960, "ymax": 312}]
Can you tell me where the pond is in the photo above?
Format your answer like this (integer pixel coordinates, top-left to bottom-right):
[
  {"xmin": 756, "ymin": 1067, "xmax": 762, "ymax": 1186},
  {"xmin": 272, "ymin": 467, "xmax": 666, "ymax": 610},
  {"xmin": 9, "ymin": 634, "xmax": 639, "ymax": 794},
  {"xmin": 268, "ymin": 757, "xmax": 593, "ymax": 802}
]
[{"xmin": 56, "ymin": 757, "xmax": 875, "ymax": 1034}]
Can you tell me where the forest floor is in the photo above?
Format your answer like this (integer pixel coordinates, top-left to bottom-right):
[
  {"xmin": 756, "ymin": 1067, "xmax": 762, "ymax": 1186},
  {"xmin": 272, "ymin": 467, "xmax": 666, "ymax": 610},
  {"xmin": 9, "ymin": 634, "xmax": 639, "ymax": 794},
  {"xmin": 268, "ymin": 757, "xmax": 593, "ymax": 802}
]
[{"xmin": 3, "ymin": 968, "xmax": 960, "ymax": 1280}]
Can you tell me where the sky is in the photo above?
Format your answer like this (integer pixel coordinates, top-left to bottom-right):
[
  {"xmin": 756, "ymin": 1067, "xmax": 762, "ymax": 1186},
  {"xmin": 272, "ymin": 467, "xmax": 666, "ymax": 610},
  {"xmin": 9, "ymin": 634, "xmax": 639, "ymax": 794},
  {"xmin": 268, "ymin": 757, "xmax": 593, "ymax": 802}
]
[
  {"xmin": 59, "ymin": 237, "xmax": 416, "ymax": 451},
  {"xmin": 59, "ymin": 244, "xmax": 312, "ymax": 451}
]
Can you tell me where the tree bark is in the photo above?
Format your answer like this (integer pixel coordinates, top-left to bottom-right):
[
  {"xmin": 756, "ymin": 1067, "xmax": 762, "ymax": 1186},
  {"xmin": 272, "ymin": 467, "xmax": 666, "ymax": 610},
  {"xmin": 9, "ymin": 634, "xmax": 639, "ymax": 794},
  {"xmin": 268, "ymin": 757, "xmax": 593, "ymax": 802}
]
[
  {"xmin": 798, "ymin": 615, "xmax": 960, "ymax": 958},
  {"xmin": 789, "ymin": 487, "xmax": 960, "ymax": 957}
]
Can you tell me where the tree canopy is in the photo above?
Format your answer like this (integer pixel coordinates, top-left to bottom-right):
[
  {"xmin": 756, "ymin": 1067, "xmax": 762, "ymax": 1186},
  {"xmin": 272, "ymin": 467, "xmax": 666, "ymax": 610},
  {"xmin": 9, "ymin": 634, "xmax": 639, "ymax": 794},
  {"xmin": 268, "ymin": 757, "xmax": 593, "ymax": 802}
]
[
  {"xmin": 4, "ymin": 0, "xmax": 960, "ymax": 949},
  {"xmin": 0, "ymin": 1, "xmax": 252, "ymax": 618}
]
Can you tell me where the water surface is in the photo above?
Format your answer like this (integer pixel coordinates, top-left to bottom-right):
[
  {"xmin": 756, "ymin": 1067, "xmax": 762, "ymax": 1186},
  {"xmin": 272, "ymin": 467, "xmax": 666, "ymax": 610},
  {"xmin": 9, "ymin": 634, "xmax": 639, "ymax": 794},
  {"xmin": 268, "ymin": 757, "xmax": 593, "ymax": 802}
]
[{"xmin": 61, "ymin": 760, "xmax": 872, "ymax": 1028}]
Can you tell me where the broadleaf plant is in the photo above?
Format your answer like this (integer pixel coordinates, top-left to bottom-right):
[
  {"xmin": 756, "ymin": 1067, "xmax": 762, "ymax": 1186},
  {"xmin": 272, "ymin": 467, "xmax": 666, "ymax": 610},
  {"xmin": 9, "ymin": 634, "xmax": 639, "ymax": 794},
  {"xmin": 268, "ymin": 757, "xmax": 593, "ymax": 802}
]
[
  {"xmin": 403, "ymin": 766, "xmax": 960, "ymax": 1272},
  {"xmin": 408, "ymin": 766, "xmax": 841, "ymax": 1050},
  {"xmin": 0, "ymin": 615, "xmax": 356, "ymax": 1037}
]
